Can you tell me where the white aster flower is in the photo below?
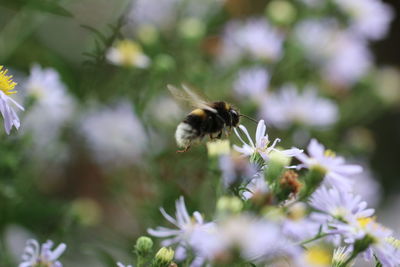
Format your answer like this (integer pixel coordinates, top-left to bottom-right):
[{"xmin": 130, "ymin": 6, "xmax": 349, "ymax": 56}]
[
  {"xmin": 219, "ymin": 154, "xmax": 260, "ymax": 189},
  {"xmin": 79, "ymin": 101, "xmax": 148, "ymax": 168},
  {"xmin": 282, "ymin": 203, "xmax": 320, "ymax": 242},
  {"xmin": 127, "ymin": 0, "xmax": 179, "ymax": 30},
  {"xmin": 219, "ymin": 18, "xmax": 284, "ymax": 65},
  {"xmin": 148, "ymin": 196, "xmax": 214, "ymax": 262},
  {"xmin": 351, "ymin": 164, "xmax": 382, "ymax": 207},
  {"xmin": 22, "ymin": 64, "xmax": 75, "ymax": 161},
  {"xmin": 309, "ymin": 186, "xmax": 375, "ymax": 227},
  {"xmin": 334, "ymin": 0, "xmax": 394, "ymax": 41},
  {"xmin": 0, "ymin": 65, "xmax": 24, "ymax": 134},
  {"xmin": 233, "ymin": 67, "xmax": 269, "ymax": 101},
  {"xmin": 336, "ymin": 218, "xmax": 400, "ymax": 267},
  {"xmin": 234, "ymin": 119, "xmax": 302, "ymax": 162},
  {"xmin": 295, "ymin": 19, "xmax": 372, "ymax": 86},
  {"xmin": 242, "ymin": 175, "xmax": 269, "ymax": 200},
  {"xmin": 296, "ymin": 139, "xmax": 362, "ymax": 187},
  {"xmin": 190, "ymin": 215, "xmax": 301, "ymax": 264},
  {"xmin": 127, "ymin": 0, "xmax": 221, "ymax": 31},
  {"xmin": 106, "ymin": 40, "xmax": 150, "ymax": 68},
  {"xmin": 19, "ymin": 239, "xmax": 66, "ymax": 267},
  {"xmin": 261, "ymin": 85, "xmax": 338, "ymax": 129}
]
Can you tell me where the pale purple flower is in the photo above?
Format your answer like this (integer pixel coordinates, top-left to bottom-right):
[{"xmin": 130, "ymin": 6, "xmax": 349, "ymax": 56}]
[
  {"xmin": 127, "ymin": 0, "xmax": 222, "ymax": 31},
  {"xmin": 261, "ymin": 85, "xmax": 338, "ymax": 129},
  {"xmin": 281, "ymin": 203, "xmax": 319, "ymax": 242},
  {"xmin": 351, "ymin": 164, "xmax": 382, "ymax": 207},
  {"xmin": 19, "ymin": 239, "xmax": 66, "ymax": 267},
  {"xmin": 190, "ymin": 215, "xmax": 301, "ymax": 264},
  {"xmin": 233, "ymin": 67, "xmax": 269, "ymax": 100},
  {"xmin": 219, "ymin": 154, "xmax": 259, "ymax": 189},
  {"xmin": 295, "ymin": 19, "xmax": 372, "ymax": 86},
  {"xmin": 337, "ymin": 219, "xmax": 400, "ymax": 267},
  {"xmin": 22, "ymin": 64, "xmax": 75, "ymax": 160},
  {"xmin": 334, "ymin": 0, "xmax": 394, "ymax": 40},
  {"xmin": 242, "ymin": 175, "xmax": 269, "ymax": 200},
  {"xmin": 296, "ymin": 139, "xmax": 362, "ymax": 187},
  {"xmin": 79, "ymin": 101, "xmax": 147, "ymax": 167},
  {"xmin": 309, "ymin": 186, "xmax": 375, "ymax": 226},
  {"xmin": 148, "ymin": 196, "xmax": 214, "ymax": 262},
  {"xmin": 219, "ymin": 18, "xmax": 284, "ymax": 65},
  {"xmin": 127, "ymin": 0, "xmax": 179, "ymax": 30},
  {"xmin": 234, "ymin": 119, "xmax": 303, "ymax": 162}
]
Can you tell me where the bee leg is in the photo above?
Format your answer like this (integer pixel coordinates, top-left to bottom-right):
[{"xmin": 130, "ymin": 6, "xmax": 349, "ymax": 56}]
[
  {"xmin": 217, "ymin": 131, "xmax": 222, "ymax": 139},
  {"xmin": 177, "ymin": 145, "xmax": 191, "ymax": 153}
]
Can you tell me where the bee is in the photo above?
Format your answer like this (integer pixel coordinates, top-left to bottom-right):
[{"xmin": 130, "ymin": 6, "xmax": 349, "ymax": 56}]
[{"xmin": 168, "ymin": 84, "xmax": 254, "ymax": 152}]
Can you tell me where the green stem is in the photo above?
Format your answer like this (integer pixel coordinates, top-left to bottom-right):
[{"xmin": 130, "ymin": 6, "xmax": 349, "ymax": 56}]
[{"xmin": 299, "ymin": 232, "xmax": 331, "ymax": 246}]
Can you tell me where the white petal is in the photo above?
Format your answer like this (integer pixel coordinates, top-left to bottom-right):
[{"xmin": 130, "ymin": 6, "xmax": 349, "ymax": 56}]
[
  {"xmin": 48, "ymin": 243, "xmax": 66, "ymax": 261},
  {"xmin": 255, "ymin": 120, "xmax": 266, "ymax": 143}
]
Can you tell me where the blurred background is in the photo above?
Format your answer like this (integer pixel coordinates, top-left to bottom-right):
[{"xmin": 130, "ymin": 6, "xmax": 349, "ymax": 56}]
[{"xmin": 0, "ymin": 0, "xmax": 399, "ymax": 266}]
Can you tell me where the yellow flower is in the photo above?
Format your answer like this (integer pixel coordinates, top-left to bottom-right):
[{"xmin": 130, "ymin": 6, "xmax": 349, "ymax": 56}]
[
  {"xmin": 0, "ymin": 65, "xmax": 17, "ymax": 95},
  {"xmin": 304, "ymin": 246, "xmax": 332, "ymax": 266}
]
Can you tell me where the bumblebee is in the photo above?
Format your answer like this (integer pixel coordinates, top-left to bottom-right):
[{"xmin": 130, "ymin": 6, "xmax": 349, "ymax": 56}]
[{"xmin": 168, "ymin": 84, "xmax": 241, "ymax": 152}]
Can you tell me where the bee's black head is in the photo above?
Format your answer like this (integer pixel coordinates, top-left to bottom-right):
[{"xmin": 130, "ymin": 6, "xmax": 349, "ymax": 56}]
[{"xmin": 229, "ymin": 108, "xmax": 240, "ymax": 127}]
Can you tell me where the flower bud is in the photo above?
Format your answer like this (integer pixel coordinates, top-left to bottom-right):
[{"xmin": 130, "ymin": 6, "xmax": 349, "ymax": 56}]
[
  {"xmin": 153, "ymin": 247, "xmax": 174, "ymax": 267},
  {"xmin": 207, "ymin": 140, "xmax": 230, "ymax": 157},
  {"xmin": 178, "ymin": 17, "xmax": 206, "ymax": 40},
  {"xmin": 266, "ymin": 0, "xmax": 297, "ymax": 26},
  {"xmin": 216, "ymin": 196, "xmax": 243, "ymax": 214},
  {"xmin": 299, "ymin": 165, "xmax": 326, "ymax": 200},
  {"xmin": 137, "ymin": 24, "xmax": 159, "ymax": 46},
  {"xmin": 135, "ymin": 236, "xmax": 153, "ymax": 257},
  {"xmin": 154, "ymin": 54, "xmax": 176, "ymax": 72},
  {"xmin": 269, "ymin": 150, "xmax": 291, "ymax": 166},
  {"xmin": 264, "ymin": 150, "xmax": 289, "ymax": 185},
  {"xmin": 276, "ymin": 170, "xmax": 302, "ymax": 201}
]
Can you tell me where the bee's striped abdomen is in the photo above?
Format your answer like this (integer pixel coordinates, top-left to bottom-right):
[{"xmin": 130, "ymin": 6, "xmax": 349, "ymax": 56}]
[
  {"xmin": 175, "ymin": 122, "xmax": 198, "ymax": 148},
  {"xmin": 175, "ymin": 109, "xmax": 207, "ymax": 148}
]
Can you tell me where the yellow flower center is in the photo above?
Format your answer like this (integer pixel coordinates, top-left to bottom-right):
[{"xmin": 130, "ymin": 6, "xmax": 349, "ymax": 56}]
[
  {"xmin": 305, "ymin": 246, "xmax": 331, "ymax": 266},
  {"xmin": 0, "ymin": 66, "xmax": 17, "ymax": 95},
  {"xmin": 115, "ymin": 40, "xmax": 143, "ymax": 66},
  {"xmin": 357, "ymin": 217, "xmax": 374, "ymax": 229},
  {"xmin": 324, "ymin": 149, "xmax": 336, "ymax": 158},
  {"xmin": 287, "ymin": 203, "xmax": 307, "ymax": 221}
]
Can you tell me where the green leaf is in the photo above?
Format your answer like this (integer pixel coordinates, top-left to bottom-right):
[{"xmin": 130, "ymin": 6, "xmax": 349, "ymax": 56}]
[{"xmin": 0, "ymin": 0, "xmax": 73, "ymax": 17}]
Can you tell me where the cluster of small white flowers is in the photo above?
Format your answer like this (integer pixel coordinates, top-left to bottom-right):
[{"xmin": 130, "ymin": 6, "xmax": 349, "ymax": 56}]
[
  {"xmin": 148, "ymin": 196, "xmax": 215, "ymax": 265},
  {"xmin": 260, "ymin": 84, "xmax": 338, "ymax": 129},
  {"xmin": 148, "ymin": 120, "xmax": 400, "ymax": 267},
  {"xmin": 127, "ymin": 0, "xmax": 222, "ymax": 31},
  {"xmin": 218, "ymin": 18, "xmax": 284, "ymax": 65},
  {"xmin": 295, "ymin": 19, "xmax": 372, "ymax": 86},
  {"xmin": 79, "ymin": 101, "xmax": 148, "ymax": 168},
  {"xmin": 21, "ymin": 64, "xmax": 76, "ymax": 161},
  {"xmin": 233, "ymin": 67, "xmax": 270, "ymax": 101}
]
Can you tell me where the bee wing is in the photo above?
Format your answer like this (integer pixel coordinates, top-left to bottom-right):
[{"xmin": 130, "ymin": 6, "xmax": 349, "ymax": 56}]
[{"xmin": 167, "ymin": 84, "xmax": 217, "ymax": 113}]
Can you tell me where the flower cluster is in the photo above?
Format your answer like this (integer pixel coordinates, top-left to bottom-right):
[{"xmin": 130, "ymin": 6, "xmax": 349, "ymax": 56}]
[{"xmin": 145, "ymin": 121, "xmax": 400, "ymax": 267}]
